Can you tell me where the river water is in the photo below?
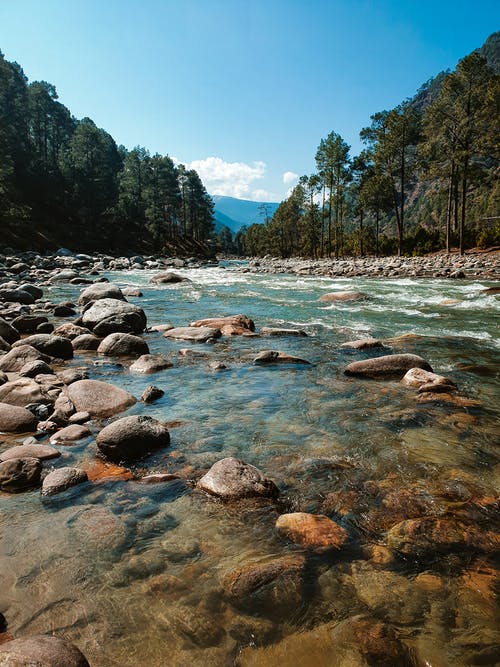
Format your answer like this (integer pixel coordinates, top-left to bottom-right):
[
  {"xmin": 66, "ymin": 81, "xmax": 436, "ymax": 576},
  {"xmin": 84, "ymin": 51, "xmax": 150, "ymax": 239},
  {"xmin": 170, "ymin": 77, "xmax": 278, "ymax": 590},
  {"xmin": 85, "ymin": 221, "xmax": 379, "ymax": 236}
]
[{"xmin": 0, "ymin": 265, "xmax": 498, "ymax": 666}]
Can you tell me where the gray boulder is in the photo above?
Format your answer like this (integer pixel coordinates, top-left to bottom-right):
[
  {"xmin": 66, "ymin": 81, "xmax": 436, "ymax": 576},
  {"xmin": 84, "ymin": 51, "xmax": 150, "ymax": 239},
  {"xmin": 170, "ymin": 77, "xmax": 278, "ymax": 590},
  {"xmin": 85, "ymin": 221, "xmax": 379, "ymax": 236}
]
[
  {"xmin": 50, "ymin": 424, "xmax": 91, "ymax": 444},
  {"xmin": 11, "ymin": 314, "xmax": 48, "ymax": 334},
  {"xmin": 82, "ymin": 298, "xmax": 147, "ymax": 334},
  {"xmin": 196, "ymin": 457, "xmax": 279, "ymax": 500},
  {"xmin": 0, "ymin": 634, "xmax": 90, "ymax": 666},
  {"xmin": 42, "ymin": 466, "xmax": 88, "ymax": 496},
  {"xmin": 96, "ymin": 414, "xmax": 170, "ymax": 462},
  {"xmin": 0, "ymin": 288, "xmax": 35, "ymax": 304},
  {"xmin": 344, "ymin": 353, "xmax": 432, "ymax": 379},
  {"xmin": 163, "ymin": 326, "xmax": 221, "ymax": 343},
  {"xmin": 150, "ymin": 271, "xmax": 190, "ymax": 284},
  {"xmin": 12, "ymin": 334, "xmax": 73, "ymax": 360},
  {"xmin": 253, "ymin": 350, "xmax": 311, "ymax": 365},
  {"xmin": 53, "ymin": 323, "xmax": 92, "ymax": 339},
  {"xmin": 19, "ymin": 360, "xmax": 53, "ymax": 377},
  {"xmin": 129, "ymin": 354, "xmax": 172, "ymax": 373},
  {"xmin": 97, "ymin": 332, "xmax": 149, "ymax": 357},
  {"xmin": 78, "ymin": 282, "xmax": 126, "ymax": 306}
]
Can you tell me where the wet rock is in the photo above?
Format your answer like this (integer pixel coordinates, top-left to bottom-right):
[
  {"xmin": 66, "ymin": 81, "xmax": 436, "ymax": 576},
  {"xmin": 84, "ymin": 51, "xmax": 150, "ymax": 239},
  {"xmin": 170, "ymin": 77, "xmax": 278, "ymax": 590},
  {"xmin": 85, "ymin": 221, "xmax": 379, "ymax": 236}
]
[
  {"xmin": 164, "ymin": 326, "xmax": 222, "ymax": 343},
  {"xmin": 68, "ymin": 411, "xmax": 90, "ymax": 424},
  {"xmin": 122, "ymin": 287, "xmax": 143, "ymax": 297},
  {"xmin": 42, "ymin": 466, "xmax": 88, "ymax": 496},
  {"xmin": 0, "ymin": 378, "xmax": 52, "ymax": 407},
  {"xmin": 35, "ymin": 322, "xmax": 54, "ymax": 334},
  {"xmin": 190, "ymin": 314, "xmax": 256, "ymax": 335},
  {"xmin": 341, "ymin": 337, "xmax": 386, "ymax": 350},
  {"xmin": 0, "ymin": 288, "xmax": 35, "ymax": 304},
  {"xmin": 81, "ymin": 459, "xmax": 133, "ymax": 482},
  {"xmin": 11, "ymin": 314, "xmax": 48, "ymax": 333},
  {"xmin": 344, "ymin": 353, "xmax": 432, "ymax": 379},
  {"xmin": 260, "ymin": 327, "xmax": 308, "ymax": 336},
  {"xmin": 141, "ymin": 385, "xmax": 164, "ymax": 403},
  {"xmin": 50, "ymin": 393, "xmax": 75, "ymax": 423},
  {"xmin": 482, "ymin": 285, "xmax": 500, "ymax": 295},
  {"xmin": 0, "ymin": 318, "xmax": 20, "ymax": 345},
  {"xmin": 12, "ymin": 334, "xmax": 73, "ymax": 360},
  {"xmin": 167, "ymin": 604, "xmax": 225, "ymax": 647},
  {"xmin": 130, "ymin": 354, "xmax": 172, "ymax": 373},
  {"xmin": 253, "ymin": 349, "xmax": 311, "ymax": 365},
  {"xmin": 18, "ymin": 360, "xmax": 53, "ymax": 378},
  {"xmin": 401, "ymin": 367, "xmax": 456, "ymax": 392},
  {"xmin": 140, "ymin": 472, "xmax": 179, "ymax": 483},
  {"xmin": 416, "ymin": 392, "xmax": 481, "ymax": 408},
  {"xmin": 81, "ymin": 298, "xmax": 147, "ymax": 334},
  {"xmin": 275, "ymin": 512, "xmax": 347, "ymax": 549},
  {"xmin": 77, "ymin": 282, "xmax": 126, "ymax": 305},
  {"xmin": 197, "ymin": 457, "xmax": 279, "ymax": 500},
  {"xmin": 57, "ymin": 369, "xmax": 88, "ymax": 385},
  {"xmin": 386, "ymin": 517, "xmax": 499, "ymax": 556},
  {"xmin": 53, "ymin": 323, "xmax": 92, "ymax": 340},
  {"xmin": 0, "ymin": 403, "xmax": 38, "ymax": 432},
  {"xmin": 0, "ymin": 443, "xmax": 60, "ymax": 462},
  {"xmin": 71, "ymin": 334, "xmax": 101, "ymax": 351},
  {"xmin": 0, "ymin": 345, "xmax": 49, "ymax": 372},
  {"xmin": 0, "ymin": 457, "xmax": 42, "ymax": 491},
  {"xmin": 0, "ymin": 337, "xmax": 10, "ymax": 353},
  {"xmin": 319, "ymin": 291, "xmax": 367, "ymax": 302},
  {"xmin": 0, "ymin": 634, "xmax": 90, "ymax": 666},
  {"xmin": 52, "ymin": 304, "xmax": 75, "ymax": 317},
  {"xmin": 150, "ymin": 323, "xmax": 175, "ymax": 332},
  {"xmin": 50, "ymin": 424, "xmax": 91, "ymax": 445},
  {"xmin": 19, "ymin": 284, "xmax": 43, "ymax": 299},
  {"xmin": 64, "ymin": 379, "xmax": 136, "ymax": 418},
  {"xmin": 72, "ymin": 505, "xmax": 129, "ymax": 552},
  {"xmin": 208, "ymin": 361, "xmax": 227, "ymax": 371},
  {"xmin": 150, "ymin": 271, "xmax": 190, "ymax": 284},
  {"xmin": 96, "ymin": 414, "xmax": 170, "ymax": 462},
  {"xmin": 97, "ymin": 332, "xmax": 149, "ymax": 357}
]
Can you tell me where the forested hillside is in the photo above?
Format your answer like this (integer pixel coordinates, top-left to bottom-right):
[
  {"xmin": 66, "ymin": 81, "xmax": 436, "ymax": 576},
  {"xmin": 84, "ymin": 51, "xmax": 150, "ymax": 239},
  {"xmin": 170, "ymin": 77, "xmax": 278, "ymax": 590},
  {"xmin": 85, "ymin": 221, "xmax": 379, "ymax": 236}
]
[
  {"xmin": 0, "ymin": 53, "xmax": 214, "ymax": 253},
  {"xmin": 238, "ymin": 31, "xmax": 499, "ymax": 258}
]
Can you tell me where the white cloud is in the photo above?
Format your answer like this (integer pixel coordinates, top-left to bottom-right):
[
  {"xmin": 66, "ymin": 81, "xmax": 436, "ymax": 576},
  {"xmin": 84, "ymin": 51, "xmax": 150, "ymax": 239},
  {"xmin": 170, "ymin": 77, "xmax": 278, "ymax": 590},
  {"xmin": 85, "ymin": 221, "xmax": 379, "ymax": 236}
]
[
  {"xmin": 283, "ymin": 171, "xmax": 299, "ymax": 185},
  {"xmin": 182, "ymin": 156, "xmax": 267, "ymax": 199},
  {"xmin": 252, "ymin": 188, "xmax": 274, "ymax": 202}
]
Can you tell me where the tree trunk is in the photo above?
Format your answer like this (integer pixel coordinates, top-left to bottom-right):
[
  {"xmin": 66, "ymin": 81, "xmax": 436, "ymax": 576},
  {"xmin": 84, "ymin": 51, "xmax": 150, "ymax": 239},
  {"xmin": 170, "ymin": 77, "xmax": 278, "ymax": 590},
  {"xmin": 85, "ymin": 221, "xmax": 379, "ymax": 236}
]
[
  {"xmin": 445, "ymin": 161, "xmax": 455, "ymax": 253},
  {"xmin": 375, "ymin": 209, "xmax": 380, "ymax": 257},
  {"xmin": 359, "ymin": 208, "xmax": 364, "ymax": 256},
  {"xmin": 459, "ymin": 159, "xmax": 468, "ymax": 255}
]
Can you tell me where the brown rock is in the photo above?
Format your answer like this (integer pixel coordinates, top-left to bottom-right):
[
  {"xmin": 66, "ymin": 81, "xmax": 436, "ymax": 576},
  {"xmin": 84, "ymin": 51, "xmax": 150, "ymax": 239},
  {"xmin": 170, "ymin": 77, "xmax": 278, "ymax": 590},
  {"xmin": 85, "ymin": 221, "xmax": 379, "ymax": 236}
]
[
  {"xmin": 72, "ymin": 334, "xmax": 101, "ymax": 351},
  {"xmin": 0, "ymin": 635, "xmax": 89, "ymax": 666},
  {"xmin": 0, "ymin": 345, "xmax": 49, "ymax": 372},
  {"xmin": 416, "ymin": 392, "xmax": 481, "ymax": 408},
  {"xmin": 53, "ymin": 323, "xmax": 92, "ymax": 339},
  {"xmin": 12, "ymin": 334, "xmax": 73, "ymax": 359},
  {"xmin": 64, "ymin": 379, "xmax": 136, "ymax": 418},
  {"xmin": 401, "ymin": 367, "xmax": 456, "ymax": 390},
  {"xmin": 50, "ymin": 424, "xmax": 91, "ymax": 445},
  {"xmin": 197, "ymin": 457, "xmax": 279, "ymax": 500},
  {"xmin": 97, "ymin": 332, "xmax": 149, "ymax": 357},
  {"xmin": 190, "ymin": 314, "xmax": 256, "ymax": 335},
  {"xmin": 0, "ymin": 378, "xmax": 52, "ymax": 407},
  {"xmin": 0, "ymin": 444, "xmax": 60, "ymax": 462},
  {"xmin": 275, "ymin": 512, "xmax": 347, "ymax": 549},
  {"xmin": 163, "ymin": 326, "xmax": 222, "ymax": 343},
  {"xmin": 81, "ymin": 459, "xmax": 133, "ymax": 482},
  {"xmin": 0, "ymin": 457, "xmax": 42, "ymax": 491},
  {"xmin": 260, "ymin": 327, "xmax": 308, "ymax": 337},
  {"xmin": 150, "ymin": 271, "xmax": 190, "ymax": 284},
  {"xmin": 340, "ymin": 337, "xmax": 386, "ymax": 350},
  {"xmin": 41, "ymin": 466, "xmax": 88, "ymax": 495},
  {"xmin": 129, "ymin": 354, "xmax": 172, "ymax": 373},
  {"xmin": 0, "ymin": 402, "xmax": 38, "ymax": 432},
  {"xmin": 253, "ymin": 349, "xmax": 310, "ymax": 365},
  {"xmin": 319, "ymin": 291, "xmax": 367, "ymax": 302},
  {"xmin": 77, "ymin": 282, "xmax": 126, "ymax": 305},
  {"xmin": 96, "ymin": 414, "xmax": 170, "ymax": 462},
  {"xmin": 345, "ymin": 353, "xmax": 432, "ymax": 379},
  {"xmin": 141, "ymin": 385, "xmax": 164, "ymax": 403}
]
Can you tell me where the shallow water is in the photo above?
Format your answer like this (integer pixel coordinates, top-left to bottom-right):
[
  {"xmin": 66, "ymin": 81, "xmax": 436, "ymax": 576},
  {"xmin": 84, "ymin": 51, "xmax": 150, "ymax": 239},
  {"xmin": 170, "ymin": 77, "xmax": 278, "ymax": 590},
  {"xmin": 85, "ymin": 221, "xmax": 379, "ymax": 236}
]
[{"xmin": 1, "ymin": 265, "xmax": 499, "ymax": 666}]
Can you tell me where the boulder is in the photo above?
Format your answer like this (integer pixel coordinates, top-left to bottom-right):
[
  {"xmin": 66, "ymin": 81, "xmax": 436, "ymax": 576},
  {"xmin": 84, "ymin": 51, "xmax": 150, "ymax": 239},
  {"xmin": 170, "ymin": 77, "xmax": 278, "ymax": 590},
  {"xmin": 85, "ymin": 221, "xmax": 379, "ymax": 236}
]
[
  {"xmin": 0, "ymin": 337, "xmax": 11, "ymax": 353},
  {"xmin": 97, "ymin": 332, "xmax": 149, "ymax": 357},
  {"xmin": 11, "ymin": 314, "xmax": 48, "ymax": 334},
  {"xmin": 0, "ymin": 378, "xmax": 52, "ymax": 407},
  {"xmin": 190, "ymin": 314, "xmax": 256, "ymax": 335},
  {"xmin": 0, "ymin": 443, "xmax": 60, "ymax": 462},
  {"xmin": 0, "ymin": 288, "xmax": 35, "ymax": 304},
  {"xmin": 41, "ymin": 466, "xmax": 88, "ymax": 496},
  {"xmin": 129, "ymin": 354, "xmax": 172, "ymax": 373},
  {"xmin": 344, "ymin": 353, "xmax": 432, "ymax": 379},
  {"xmin": 0, "ymin": 457, "xmax": 42, "ymax": 491},
  {"xmin": 81, "ymin": 298, "xmax": 147, "ymax": 334},
  {"xmin": 0, "ymin": 372, "xmax": 7, "ymax": 386},
  {"xmin": 12, "ymin": 334, "xmax": 73, "ymax": 360},
  {"xmin": 0, "ymin": 345, "xmax": 49, "ymax": 372},
  {"xmin": 401, "ymin": 367, "xmax": 456, "ymax": 392},
  {"xmin": 0, "ymin": 318, "xmax": 19, "ymax": 344},
  {"xmin": 18, "ymin": 360, "xmax": 53, "ymax": 378},
  {"xmin": 96, "ymin": 414, "xmax": 170, "ymax": 462},
  {"xmin": 18, "ymin": 284, "xmax": 43, "ymax": 300},
  {"xmin": 163, "ymin": 326, "xmax": 222, "ymax": 343},
  {"xmin": 141, "ymin": 385, "xmax": 164, "ymax": 403},
  {"xmin": 150, "ymin": 271, "xmax": 190, "ymax": 284},
  {"xmin": 64, "ymin": 379, "xmax": 136, "ymax": 418},
  {"xmin": 77, "ymin": 282, "xmax": 126, "ymax": 306},
  {"xmin": 72, "ymin": 334, "xmax": 101, "ymax": 351},
  {"xmin": 260, "ymin": 327, "xmax": 307, "ymax": 337},
  {"xmin": 0, "ymin": 403, "xmax": 38, "ymax": 433},
  {"xmin": 57, "ymin": 369, "xmax": 88, "ymax": 385},
  {"xmin": 319, "ymin": 291, "xmax": 367, "ymax": 302},
  {"xmin": 122, "ymin": 287, "xmax": 143, "ymax": 297},
  {"xmin": 0, "ymin": 634, "xmax": 90, "ymax": 666},
  {"xmin": 53, "ymin": 323, "xmax": 92, "ymax": 340},
  {"xmin": 275, "ymin": 512, "xmax": 347, "ymax": 549},
  {"xmin": 329, "ymin": 615, "xmax": 411, "ymax": 665},
  {"xmin": 253, "ymin": 350, "xmax": 311, "ymax": 365},
  {"xmin": 341, "ymin": 337, "xmax": 386, "ymax": 350},
  {"xmin": 197, "ymin": 457, "xmax": 279, "ymax": 500},
  {"xmin": 50, "ymin": 424, "xmax": 91, "ymax": 445}
]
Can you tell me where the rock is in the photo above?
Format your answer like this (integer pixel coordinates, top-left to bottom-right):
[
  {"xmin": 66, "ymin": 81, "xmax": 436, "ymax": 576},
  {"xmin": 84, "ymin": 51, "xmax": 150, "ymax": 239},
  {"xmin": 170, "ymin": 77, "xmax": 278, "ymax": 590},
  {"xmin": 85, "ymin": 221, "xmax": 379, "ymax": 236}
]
[
  {"xmin": 0, "ymin": 372, "xmax": 7, "ymax": 386},
  {"xmin": 57, "ymin": 369, "xmax": 88, "ymax": 385},
  {"xmin": 260, "ymin": 327, "xmax": 308, "ymax": 337},
  {"xmin": 319, "ymin": 291, "xmax": 367, "ymax": 302},
  {"xmin": 18, "ymin": 284, "xmax": 43, "ymax": 299},
  {"xmin": 77, "ymin": 282, "xmax": 126, "ymax": 305},
  {"xmin": 341, "ymin": 337, "xmax": 386, "ymax": 349},
  {"xmin": 68, "ymin": 411, "xmax": 90, "ymax": 424},
  {"xmin": 150, "ymin": 323, "xmax": 175, "ymax": 332},
  {"xmin": 11, "ymin": 314, "xmax": 48, "ymax": 333},
  {"xmin": 0, "ymin": 444, "xmax": 60, "ymax": 462},
  {"xmin": 197, "ymin": 457, "xmax": 279, "ymax": 500},
  {"xmin": 18, "ymin": 360, "xmax": 53, "ymax": 378},
  {"xmin": 0, "ymin": 337, "xmax": 11, "ymax": 353},
  {"xmin": 41, "ymin": 466, "xmax": 88, "ymax": 496},
  {"xmin": 386, "ymin": 517, "xmax": 499, "ymax": 556},
  {"xmin": 329, "ymin": 615, "xmax": 411, "ymax": 665},
  {"xmin": 129, "ymin": 354, "xmax": 172, "ymax": 373},
  {"xmin": 50, "ymin": 393, "xmax": 76, "ymax": 422},
  {"xmin": 81, "ymin": 459, "xmax": 133, "ymax": 482},
  {"xmin": 81, "ymin": 298, "xmax": 147, "ymax": 334},
  {"xmin": 208, "ymin": 361, "xmax": 227, "ymax": 371},
  {"xmin": 96, "ymin": 414, "xmax": 170, "ymax": 462},
  {"xmin": 52, "ymin": 304, "xmax": 75, "ymax": 317},
  {"xmin": 401, "ymin": 367, "xmax": 456, "ymax": 391},
  {"xmin": 0, "ymin": 345, "xmax": 49, "ymax": 372},
  {"xmin": 0, "ymin": 457, "xmax": 42, "ymax": 491},
  {"xmin": 150, "ymin": 271, "xmax": 190, "ymax": 284},
  {"xmin": 64, "ymin": 379, "xmax": 136, "ymax": 418},
  {"xmin": 253, "ymin": 350, "xmax": 311, "ymax": 365},
  {"xmin": 0, "ymin": 634, "xmax": 90, "ymax": 666},
  {"xmin": 53, "ymin": 323, "xmax": 92, "ymax": 339},
  {"xmin": 345, "ymin": 353, "xmax": 432, "ymax": 379},
  {"xmin": 0, "ymin": 403, "xmax": 38, "ymax": 432},
  {"xmin": 122, "ymin": 287, "xmax": 143, "ymax": 297},
  {"xmin": 0, "ymin": 318, "xmax": 20, "ymax": 344},
  {"xmin": 72, "ymin": 334, "xmax": 101, "ymax": 351},
  {"xmin": 140, "ymin": 472, "xmax": 179, "ymax": 483},
  {"xmin": 163, "ymin": 326, "xmax": 222, "ymax": 343},
  {"xmin": 190, "ymin": 314, "xmax": 256, "ymax": 335},
  {"xmin": 12, "ymin": 334, "xmax": 73, "ymax": 360},
  {"xmin": 0, "ymin": 378, "xmax": 52, "ymax": 407},
  {"xmin": 0, "ymin": 288, "xmax": 35, "ymax": 304},
  {"xmin": 416, "ymin": 392, "xmax": 481, "ymax": 408},
  {"xmin": 482, "ymin": 286, "xmax": 500, "ymax": 295},
  {"xmin": 141, "ymin": 385, "xmax": 164, "ymax": 403},
  {"xmin": 50, "ymin": 424, "xmax": 91, "ymax": 444},
  {"xmin": 97, "ymin": 332, "xmax": 149, "ymax": 357},
  {"xmin": 36, "ymin": 322, "xmax": 54, "ymax": 334},
  {"xmin": 275, "ymin": 512, "xmax": 347, "ymax": 549}
]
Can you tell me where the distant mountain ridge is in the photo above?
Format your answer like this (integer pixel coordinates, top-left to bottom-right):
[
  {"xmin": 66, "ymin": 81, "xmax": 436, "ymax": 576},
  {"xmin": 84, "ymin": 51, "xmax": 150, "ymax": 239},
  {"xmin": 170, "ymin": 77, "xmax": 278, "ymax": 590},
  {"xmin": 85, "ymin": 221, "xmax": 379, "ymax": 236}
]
[{"xmin": 212, "ymin": 195, "xmax": 279, "ymax": 233}]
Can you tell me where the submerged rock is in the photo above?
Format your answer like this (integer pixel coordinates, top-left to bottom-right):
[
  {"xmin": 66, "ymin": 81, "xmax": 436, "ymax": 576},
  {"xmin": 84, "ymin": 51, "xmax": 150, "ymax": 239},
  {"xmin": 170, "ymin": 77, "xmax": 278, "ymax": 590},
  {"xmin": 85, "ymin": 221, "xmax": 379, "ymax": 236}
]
[
  {"xmin": 141, "ymin": 385, "xmax": 164, "ymax": 403},
  {"xmin": 0, "ymin": 403, "xmax": 38, "ymax": 433},
  {"xmin": 197, "ymin": 457, "xmax": 279, "ymax": 500},
  {"xmin": 129, "ymin": 354, "xmax": 172, "ymax": 373},
  {"xmin": 41, "ymin": 466, "xmax": 88, "ymax": 496},
  {"xmin": 64, "ymin": 379, "xmax": 136, "ymax": 418},
  {"xmin": 341, "ymin": 337, "xmax": 386, "ymax": 350},
  {"xmin": 150, "ymin": 271, "xmax": 190, "ymax": 284},
  {"xmin": 163, "ymin": 326, "xmax": 222, "ymax": 343},
  {"xmin": 96, "ymin": 414, "xmax": 170, "ymax": 462},
  {"xmin": 260, "ymin": 327, "xmax": 308, "ymax": 337},
  {"xmin": 0, "ymin": 635, "xmax": 90, "ymax": 666},
  {"xmin": 0, "ymin": 457, "xmax": 42, "ymax": 491},
  {"xmin": 401, "ymin": 367, "xmax": 456, "ymax": 392},
  {"xmin": 253, "ymin": 350, "xmax": 311, "ymax": 365},
  {"xmin": 190, "ymin": 314, "xmax": 256, "ymax": 336},
  {"xmin": 319, "ymin": 291, "xmax": 367, "ymax": 302},
  {"xmin": 275, "ymin": 512, "xmax": 347, "ymax": 549},
  {"xmin": 344, "ymin": 353, "xmax": 432, "ymax": 379}
]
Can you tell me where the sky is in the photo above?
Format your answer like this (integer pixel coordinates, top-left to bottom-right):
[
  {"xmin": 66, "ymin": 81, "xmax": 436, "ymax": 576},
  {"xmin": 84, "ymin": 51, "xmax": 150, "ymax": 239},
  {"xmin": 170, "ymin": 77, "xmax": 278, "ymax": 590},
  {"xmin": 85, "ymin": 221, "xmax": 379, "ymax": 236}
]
[{"xmin": 0, "ymin": 0, "xmax": 498, "ymax": 202}]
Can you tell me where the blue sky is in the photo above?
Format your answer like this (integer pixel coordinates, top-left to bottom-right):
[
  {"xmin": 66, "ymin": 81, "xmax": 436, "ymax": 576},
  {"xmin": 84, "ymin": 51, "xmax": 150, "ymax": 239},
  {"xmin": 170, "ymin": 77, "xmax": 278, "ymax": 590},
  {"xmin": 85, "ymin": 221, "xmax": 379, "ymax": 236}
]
[{"xmin": 0, "ymin": 0, "xmax": 498, "ymax": 201}]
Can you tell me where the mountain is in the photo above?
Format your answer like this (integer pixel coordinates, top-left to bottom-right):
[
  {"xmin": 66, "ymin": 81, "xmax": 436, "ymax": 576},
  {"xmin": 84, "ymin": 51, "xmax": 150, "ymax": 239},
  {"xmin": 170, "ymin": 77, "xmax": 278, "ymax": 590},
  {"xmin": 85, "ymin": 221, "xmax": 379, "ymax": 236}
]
[{"xmin": 212, "ymin": 195, "xmax": 279, "ymax": 233}]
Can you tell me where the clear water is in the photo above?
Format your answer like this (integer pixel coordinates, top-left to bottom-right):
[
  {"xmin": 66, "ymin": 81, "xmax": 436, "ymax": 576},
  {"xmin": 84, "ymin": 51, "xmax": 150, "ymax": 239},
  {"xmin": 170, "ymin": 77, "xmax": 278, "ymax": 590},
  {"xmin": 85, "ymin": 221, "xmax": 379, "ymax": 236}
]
[{"xmin": 1, "ymin": 265, "xmax": 499, "ymax": 666}]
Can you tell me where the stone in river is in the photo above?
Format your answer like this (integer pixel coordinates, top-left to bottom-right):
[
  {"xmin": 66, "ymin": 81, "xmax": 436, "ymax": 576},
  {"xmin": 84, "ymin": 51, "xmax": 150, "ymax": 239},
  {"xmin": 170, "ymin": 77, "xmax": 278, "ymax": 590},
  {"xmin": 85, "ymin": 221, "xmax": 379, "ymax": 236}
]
[
  {"xmin": 0, "ymin": 345, "xmax": 49, "ymax": 372},
  {"xmin": 81, "ymin": 459, "xmax": 133, "ymax": 482},
  {"xmin": 0, "ymin": 337, "xmax": 10, "ymax": 353},
  {"xmin": 197, "ymin": 457, "xmax": 279, "ymax": 500},
  {"xmin": 0, "ymin": 288, "xmax": 35, "ymax": 304},
  {"xmin": 319, "ymin": 291, "xmax": 367, "ymax": 302},
  {"xmin": 190, "ymin": 314, "xmax": 256, "ymax": 336},
  {"xmin": 71, "ymin": 334, "xmax": 101, "ymax": 351},
  {"xmin": 416, "ymin": 392, "xmax": 481, "ymax": 408},
  {"xmin": 0, "ymin": 457, "xmax": 42, "ymax": 491},
  {"xmin": 41, "ymin": 466, "xmax": 88, "ymax": 496},
  {"xmin": 57, "ymin": 369, "xmax": 88, "ymax": 385},
  {"xmin": 64, "ymin": 379, "xmax": 136, "ymax": 418},
  {"xmin": 150, "ymin": 271, "xmax": 190, "ymax": 284},
  {"xmin": 344, "ymin": 353, "xmax": 432, "ymax": 379},
  {"xmin": 340, "ymin": 337, "xmax": 386, "ymax": 350},
  {"xmin": 11, "ymin": 314, "xmax": 48, "ymax": 334},
  {"xmin": 81, "ymin": 298, "xmax": 147, "ymax": 334},
  {"xmin": 0, "ymin": 403, "xmax": 38, "ymax": 433},
  {"xmin": 77, "ymin": 282, "xmax": 126, "ymax": 305},
  {"xmin": 275, "ymin": 512, "xmax": 347, "ymax": 549},
  {"xmin": 141, "ymin": 385, "xmax": 164, "ymax": 403},
  {"xmin": 96, "ymin": 414, "xmax": 170, "ymax": 462},
  {"xmin": 0, "ymin": 317, "xmax": 20, "ymax": 344},
  {"xmin": 0, "ymin": 635, "xmax": 89, "ymax": 666},
  {"xmin": 253, "ymin": 350, "xmax": 311, "ymax": 365},
  {"xmin": 260, "ymin": 327, "xmax": 308, "ymax": 337},
  {"xmin": 97, "ymin": 332, "xmax": 149, "ymax": 357},
  {"xmin": 0, "ymin": 444, "xmax": 60, "ymax": 462},
  {"xmin": 50, "ymin": 424, "xmax": 91, "ymax": 445},
  {"xmin": 163, "ymin": 326, "xmax": 222, "ymax": 343},
  {"xmin": 0, "ymin": 378, "xmax": 52, "ymax": 407},
  {"xmin": 53, "ymin": 323, "xmax": 92, "ymax": 340},
  {"xmin": 482, "ymin": 286, "xmax": 500, "ymax": 295},
  {"xmin": 12, "ymin": 334, "xmax": 73, "ymax": 360},
  {"xmin": 129, "ymin": 354, "xmax": 172, "ymax": 373},
  {"xmin": 18, "ymin": 360, "xmax": 53, "ymax": 378},
  {"xmin": 401, "ymin": 367, "xmax": 456, "ymax": 391}
]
